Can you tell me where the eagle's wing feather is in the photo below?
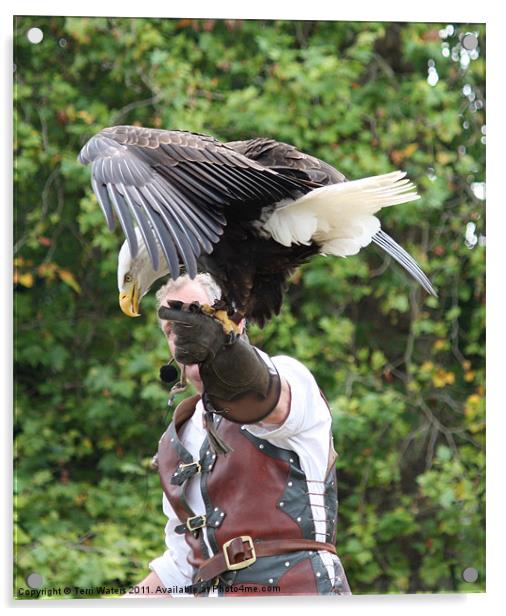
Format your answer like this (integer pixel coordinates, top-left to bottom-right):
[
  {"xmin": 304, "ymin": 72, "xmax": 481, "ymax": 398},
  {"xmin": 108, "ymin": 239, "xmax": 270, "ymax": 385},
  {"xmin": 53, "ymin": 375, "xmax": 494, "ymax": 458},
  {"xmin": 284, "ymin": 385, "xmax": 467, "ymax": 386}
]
[
  {"xmin": 91, "ymin": 176, "xmax": 116, "ymax": 231},
  {"xmin": 226, "ymin": 137, "xmax": 346, "ymax": 185},
  {"xmin": 87, "ymin": 138, "xmax": 207, "ymax": 276},
  {"xmin": 371, "ymin": 229, "xmax": 436, "ymax": 296},
  {"xmin": 79, "ymin": 126, "xmax": 309, "ymax": 278}
]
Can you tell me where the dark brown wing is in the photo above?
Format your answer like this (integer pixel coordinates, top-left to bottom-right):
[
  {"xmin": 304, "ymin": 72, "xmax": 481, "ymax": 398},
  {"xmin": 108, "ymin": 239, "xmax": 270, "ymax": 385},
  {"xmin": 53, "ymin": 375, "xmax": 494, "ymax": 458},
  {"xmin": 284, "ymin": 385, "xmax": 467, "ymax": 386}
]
[
  {"xmin": 79, "ymin": 126, "xmax": 311, "ymax": 278},
  {"xmin": 225, "ymin": 137, "xmax": 346, "ymax": 185}
]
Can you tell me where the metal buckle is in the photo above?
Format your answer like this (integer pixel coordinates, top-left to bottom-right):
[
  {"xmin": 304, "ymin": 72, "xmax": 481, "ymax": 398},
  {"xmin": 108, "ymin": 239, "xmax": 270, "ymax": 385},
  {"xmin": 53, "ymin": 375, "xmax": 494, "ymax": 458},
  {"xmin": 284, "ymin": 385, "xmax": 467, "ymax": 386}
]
[
  {"xmin": 179, "ymin": 461, "xmax": 202, "ymax": 474},
  {"xmin": 222, "ymin": 536, "xmax": 257, "ymax": 571},
  {"xmin": 186, "ymin": 514, "xmax": 206, "ymax": 532}
]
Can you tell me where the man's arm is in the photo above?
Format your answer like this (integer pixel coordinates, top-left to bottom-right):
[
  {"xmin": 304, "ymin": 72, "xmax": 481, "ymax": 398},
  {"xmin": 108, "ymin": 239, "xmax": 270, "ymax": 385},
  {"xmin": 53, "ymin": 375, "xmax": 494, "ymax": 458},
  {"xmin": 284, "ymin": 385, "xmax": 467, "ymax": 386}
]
[
  {"xmin": 159, "ymin": 302, "xmax": 284, "ymax": 426},
  {"xmin": 261, "ymin": 377, "xmax": 291, "ymax": 426}
]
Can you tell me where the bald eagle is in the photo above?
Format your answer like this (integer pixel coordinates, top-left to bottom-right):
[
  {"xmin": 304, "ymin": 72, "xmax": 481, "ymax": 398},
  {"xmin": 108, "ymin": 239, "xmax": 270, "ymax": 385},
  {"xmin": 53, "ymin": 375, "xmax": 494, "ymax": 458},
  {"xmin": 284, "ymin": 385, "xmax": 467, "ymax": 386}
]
[{"xmin": 78, "ymin": 126, "xmax": 435, "ymax": 326}]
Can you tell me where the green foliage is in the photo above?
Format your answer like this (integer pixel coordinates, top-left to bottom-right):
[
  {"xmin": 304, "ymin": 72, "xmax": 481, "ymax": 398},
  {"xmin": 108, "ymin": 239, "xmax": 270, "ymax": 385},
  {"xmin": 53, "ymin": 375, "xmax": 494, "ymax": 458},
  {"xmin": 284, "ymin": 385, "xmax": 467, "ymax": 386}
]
[{"xmin": 14, "ymin": 17, "xmax": 485, "ymax": 597}]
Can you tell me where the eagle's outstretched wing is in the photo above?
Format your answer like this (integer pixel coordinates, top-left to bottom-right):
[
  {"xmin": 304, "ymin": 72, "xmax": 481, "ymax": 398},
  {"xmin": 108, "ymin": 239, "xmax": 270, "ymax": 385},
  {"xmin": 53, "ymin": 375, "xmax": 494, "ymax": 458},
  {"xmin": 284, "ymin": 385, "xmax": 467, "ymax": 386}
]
[
  {"xmin": 227, "ymin": 138, "xmax": 436, "ymax": 297},
  {"xmin": 78, "ymin": 126, "xmax": 311, "ymax": 278}
]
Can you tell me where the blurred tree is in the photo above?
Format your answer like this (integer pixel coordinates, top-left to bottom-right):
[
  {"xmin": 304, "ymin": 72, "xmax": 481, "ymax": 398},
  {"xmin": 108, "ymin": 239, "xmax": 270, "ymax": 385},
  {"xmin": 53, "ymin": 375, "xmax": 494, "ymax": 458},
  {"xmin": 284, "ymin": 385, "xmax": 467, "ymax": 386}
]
[{"xmin": 14, "ymin": 16, "xmax": 485, "ymax": 597}]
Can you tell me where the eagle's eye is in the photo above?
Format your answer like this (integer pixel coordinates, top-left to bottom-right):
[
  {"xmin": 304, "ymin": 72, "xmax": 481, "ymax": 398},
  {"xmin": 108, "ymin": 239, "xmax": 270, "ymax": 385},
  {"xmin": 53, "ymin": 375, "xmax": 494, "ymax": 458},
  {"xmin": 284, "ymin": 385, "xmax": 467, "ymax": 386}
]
[{"xmin": 124, "ymin": 273, "xmax": 133, "ymax": 283}]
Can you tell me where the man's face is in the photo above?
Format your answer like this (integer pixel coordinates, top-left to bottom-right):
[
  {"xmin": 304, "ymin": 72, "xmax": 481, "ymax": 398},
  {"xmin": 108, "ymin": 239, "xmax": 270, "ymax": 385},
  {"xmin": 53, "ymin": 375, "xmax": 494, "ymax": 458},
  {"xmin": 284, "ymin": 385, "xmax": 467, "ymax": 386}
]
[{"xmin": 159, "ymin": 281, "xmax": 212, "ymax": 393}]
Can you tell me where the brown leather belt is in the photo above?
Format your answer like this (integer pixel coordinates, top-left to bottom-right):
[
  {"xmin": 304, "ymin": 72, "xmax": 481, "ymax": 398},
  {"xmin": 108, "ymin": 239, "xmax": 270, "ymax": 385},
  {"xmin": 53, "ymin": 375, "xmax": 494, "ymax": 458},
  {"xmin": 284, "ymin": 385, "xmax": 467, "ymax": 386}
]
[{"xmin": 195, "ymin": 536, "xmax": 337, "ymax": 584}]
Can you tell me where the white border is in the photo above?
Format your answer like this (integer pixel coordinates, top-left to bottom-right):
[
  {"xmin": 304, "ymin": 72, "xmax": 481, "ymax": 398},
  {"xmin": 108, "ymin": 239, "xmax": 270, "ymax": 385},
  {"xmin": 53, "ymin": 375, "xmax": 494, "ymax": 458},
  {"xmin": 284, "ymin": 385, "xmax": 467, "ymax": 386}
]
[{"xmin": 2, "ymin": 2, "xmax": 501, "ymax": 614}]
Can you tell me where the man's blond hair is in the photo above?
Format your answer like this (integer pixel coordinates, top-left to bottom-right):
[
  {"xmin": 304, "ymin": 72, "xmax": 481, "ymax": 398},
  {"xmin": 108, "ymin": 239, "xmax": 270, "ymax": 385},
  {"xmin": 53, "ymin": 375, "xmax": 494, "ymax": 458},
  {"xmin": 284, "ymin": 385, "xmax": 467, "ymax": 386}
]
[{"xmin": 155, "ymin": 274, "xmax": 222, "ymax": 329}]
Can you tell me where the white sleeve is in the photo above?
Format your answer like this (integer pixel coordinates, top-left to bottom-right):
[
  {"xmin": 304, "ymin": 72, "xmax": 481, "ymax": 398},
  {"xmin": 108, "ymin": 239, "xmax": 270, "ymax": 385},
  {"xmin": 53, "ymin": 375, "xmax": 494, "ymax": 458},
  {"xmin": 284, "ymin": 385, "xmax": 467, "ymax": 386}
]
[
  {"xmin": 148, "ymin": 494, "xmax": 194, "ymax": 596},
  {"xmin": 246, "ymin": 353, "xmax": 326, "ymax": 441}
]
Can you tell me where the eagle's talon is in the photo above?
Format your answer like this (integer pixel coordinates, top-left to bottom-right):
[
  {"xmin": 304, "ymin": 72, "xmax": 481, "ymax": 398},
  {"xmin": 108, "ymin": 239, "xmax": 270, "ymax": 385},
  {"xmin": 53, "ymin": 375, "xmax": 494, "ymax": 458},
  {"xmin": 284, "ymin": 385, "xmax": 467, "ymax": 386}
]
[
  {"xmin": 224, "ymin": 331, "xmax": 240, "ymax": 346},
  {"xmin": 188, "ymin": 301, "xmax": 202, "ymax": 313},
  {"xmin": 201, "ymin": 303, "xmax": 242, "ymax": 336}
]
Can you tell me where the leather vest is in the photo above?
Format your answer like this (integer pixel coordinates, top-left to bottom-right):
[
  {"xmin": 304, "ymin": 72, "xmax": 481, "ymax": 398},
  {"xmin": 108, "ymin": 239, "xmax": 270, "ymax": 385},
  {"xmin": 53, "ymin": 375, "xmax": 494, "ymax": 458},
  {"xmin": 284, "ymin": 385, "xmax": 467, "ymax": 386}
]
[{"xmin": 156, "ymin": 394, "xmax": 351, "ymax": 596}]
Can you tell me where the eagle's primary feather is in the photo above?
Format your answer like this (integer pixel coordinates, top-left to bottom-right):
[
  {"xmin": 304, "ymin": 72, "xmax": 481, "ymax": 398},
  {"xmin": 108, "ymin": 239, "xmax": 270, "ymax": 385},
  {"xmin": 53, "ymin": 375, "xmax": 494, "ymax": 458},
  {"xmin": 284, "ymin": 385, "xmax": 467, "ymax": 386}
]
[{"xmin": 79, "ymin": 126, "xmax": 436, "ymax": 324}]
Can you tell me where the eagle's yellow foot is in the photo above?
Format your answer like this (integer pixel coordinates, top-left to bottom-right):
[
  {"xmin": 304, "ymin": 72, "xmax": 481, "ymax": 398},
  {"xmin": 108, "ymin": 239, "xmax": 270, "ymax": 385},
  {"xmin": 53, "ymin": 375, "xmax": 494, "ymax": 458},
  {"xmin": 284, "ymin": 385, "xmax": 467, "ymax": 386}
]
[{"xmin": 200, "ymin": 304, "xmax": 242, "ymax": 336}]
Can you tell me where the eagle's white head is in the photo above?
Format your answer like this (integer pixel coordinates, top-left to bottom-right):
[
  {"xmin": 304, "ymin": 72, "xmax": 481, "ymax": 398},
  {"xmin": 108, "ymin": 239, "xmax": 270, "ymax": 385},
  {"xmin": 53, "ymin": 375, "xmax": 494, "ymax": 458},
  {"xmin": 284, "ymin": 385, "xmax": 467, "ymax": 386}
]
[{"xmin": 117, "ymin": 227, "xmax": 169, "ymax": 317}]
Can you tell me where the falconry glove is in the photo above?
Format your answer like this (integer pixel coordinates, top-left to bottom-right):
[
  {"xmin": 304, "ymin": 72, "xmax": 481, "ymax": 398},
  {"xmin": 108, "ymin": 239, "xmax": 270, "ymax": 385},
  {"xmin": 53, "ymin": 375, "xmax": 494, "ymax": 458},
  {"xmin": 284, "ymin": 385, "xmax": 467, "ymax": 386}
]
[
  {"xmin": 160, "ymin": 301, "xmax": 227, "ymax": 365},
  {"xmin": 158, "ymin": 301, "xmax": 281, "ymax": 426}
]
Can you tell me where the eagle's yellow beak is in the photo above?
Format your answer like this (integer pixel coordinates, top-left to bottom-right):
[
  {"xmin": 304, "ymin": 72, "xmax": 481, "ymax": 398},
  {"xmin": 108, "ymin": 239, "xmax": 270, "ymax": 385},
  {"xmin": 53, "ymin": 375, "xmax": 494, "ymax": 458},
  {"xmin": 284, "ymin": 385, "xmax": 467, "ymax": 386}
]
[{"xmin": 119, "ymin": 283, "xmax": 141, "ymax": 317}]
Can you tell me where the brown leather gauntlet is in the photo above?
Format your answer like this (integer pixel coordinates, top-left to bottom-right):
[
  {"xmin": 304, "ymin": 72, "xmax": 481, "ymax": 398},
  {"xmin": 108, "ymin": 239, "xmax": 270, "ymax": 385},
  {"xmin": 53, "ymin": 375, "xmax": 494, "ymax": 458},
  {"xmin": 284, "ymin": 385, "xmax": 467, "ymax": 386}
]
[
  {"xmin": 157, "ymin": 301, "xmax": 281, "ymax": 425},
  {"xmin": 200, "ymin": 339, "xmax": 282, "ymax": 424}
]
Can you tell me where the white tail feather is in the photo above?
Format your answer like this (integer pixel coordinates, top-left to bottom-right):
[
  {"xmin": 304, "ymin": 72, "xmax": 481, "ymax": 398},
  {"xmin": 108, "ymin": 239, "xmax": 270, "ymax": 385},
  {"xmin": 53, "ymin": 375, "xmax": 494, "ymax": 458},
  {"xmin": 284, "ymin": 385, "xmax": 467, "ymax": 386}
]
[{"xmin": 262, "ymin": 171, "xmax": 420, "ymax": 256}]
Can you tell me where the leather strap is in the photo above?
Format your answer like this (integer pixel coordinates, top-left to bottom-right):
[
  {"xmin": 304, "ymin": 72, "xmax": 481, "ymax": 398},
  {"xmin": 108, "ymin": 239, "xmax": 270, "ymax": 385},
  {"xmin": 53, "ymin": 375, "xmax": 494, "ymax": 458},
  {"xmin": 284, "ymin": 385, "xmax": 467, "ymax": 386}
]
[{"xmin": 194, "ymin": 537, "xmax": 337, "ymax": 584}]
